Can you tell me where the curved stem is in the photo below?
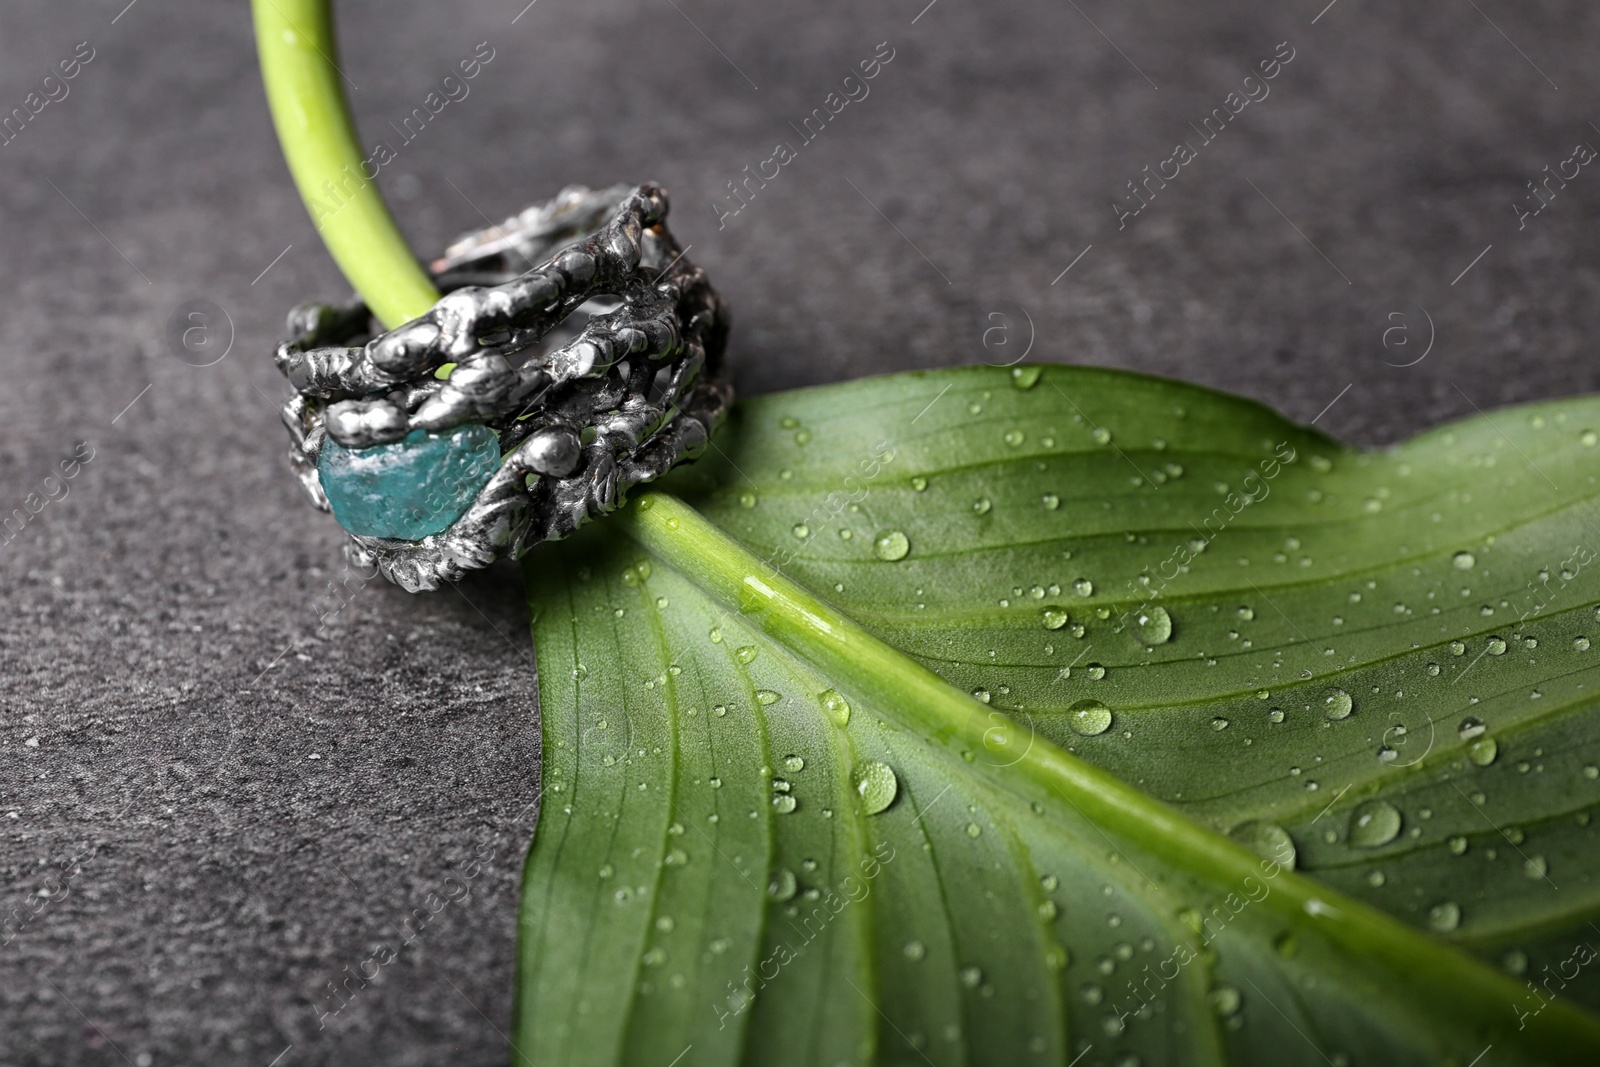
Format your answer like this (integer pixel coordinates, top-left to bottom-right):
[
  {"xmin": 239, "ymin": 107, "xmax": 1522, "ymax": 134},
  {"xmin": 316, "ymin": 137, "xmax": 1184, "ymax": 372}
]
[
  {"xmin": 622, "ymin": 489, "xmax": 1600, "ymax": 1061},
  {"xmin": 252, "ymin": 0, "xmax": 439, "ymax": 327}
]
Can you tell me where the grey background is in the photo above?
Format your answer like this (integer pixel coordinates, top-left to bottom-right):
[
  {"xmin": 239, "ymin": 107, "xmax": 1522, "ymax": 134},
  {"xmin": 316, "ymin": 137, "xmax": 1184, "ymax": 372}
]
[{"xmin": 1, "ymin": 0, "xmax": 1595, "ymax": 1063}]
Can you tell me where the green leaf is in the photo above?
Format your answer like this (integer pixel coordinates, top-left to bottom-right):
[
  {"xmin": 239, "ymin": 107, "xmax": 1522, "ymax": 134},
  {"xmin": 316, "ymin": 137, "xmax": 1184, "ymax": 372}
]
[{"xmin": 516, "ymin": 364, "xmax": 1600, "ymax": 1065}]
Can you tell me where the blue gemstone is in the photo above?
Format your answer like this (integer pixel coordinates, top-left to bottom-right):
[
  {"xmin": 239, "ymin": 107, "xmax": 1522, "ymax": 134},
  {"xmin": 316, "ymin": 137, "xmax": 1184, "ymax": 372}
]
[{"xmin": 318, "ymin": 424, "xmax": 501, "ymax": 540}]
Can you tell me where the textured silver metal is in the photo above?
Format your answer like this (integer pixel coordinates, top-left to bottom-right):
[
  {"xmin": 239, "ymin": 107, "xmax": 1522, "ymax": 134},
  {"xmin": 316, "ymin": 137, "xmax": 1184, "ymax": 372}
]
[{"xmin": 276, "ymin": 183, "xmax": 731, "ymax": 592}]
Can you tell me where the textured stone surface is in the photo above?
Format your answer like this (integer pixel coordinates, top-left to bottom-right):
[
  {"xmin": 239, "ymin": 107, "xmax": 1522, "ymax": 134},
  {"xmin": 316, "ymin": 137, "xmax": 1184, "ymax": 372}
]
[
  {"xmin": 0, "ymin": 1, "xmax": 1596, "ymax": 1065},
  {"xmin": 319, "ymin": 425, "xmax": 501, "ymax": 540}
]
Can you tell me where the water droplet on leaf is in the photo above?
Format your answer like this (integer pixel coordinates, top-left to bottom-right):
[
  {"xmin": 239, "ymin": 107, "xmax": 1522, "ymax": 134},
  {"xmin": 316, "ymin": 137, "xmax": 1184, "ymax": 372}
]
[
  {"xmin": 1011, "ymin": 366, "xmax": 1042, "ymax": 389},
  {"xmin": 1135, "ymin": 606, "xmax": 1173, "ymax": 644},
  {"xmin": 1208, "ymin": 986, "xmax": 1241, "ymax": 1017},
  {"xmin": 1228, "ymin": 821, "xmax": 1297, "ymax": 869},
  {"xmin": 874, "ymin": 530, "xmax": 911, "ymax": 561},
  {"xmin": 1349, "ymin": 800, "xmax": 1402, "ymax": 848},
  {"xmin": 820, "ymin": 689, "xmax": 851, "ymax": 727},
  {"xmin": 767, "ymin": 868, "xmax": 797, "ymax": 901},
  {"xmin": 1323, "ymin": 688, "xmax": 1354, "ymax": 720},
  {"xmin": 852, "ymin": 761, "xmax": 898, "ymax": 814},
  {"xmin": 1068, "ymin": 699, "xmax": 1113, "ymax": 736}
]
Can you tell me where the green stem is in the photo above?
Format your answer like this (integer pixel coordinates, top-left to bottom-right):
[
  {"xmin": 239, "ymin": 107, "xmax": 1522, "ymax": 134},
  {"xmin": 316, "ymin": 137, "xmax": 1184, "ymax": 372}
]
[
  {"xmin": 622, "ymin": 489, "xmax": 1600, "ymax": 1060},
  {"xmin": 252, "ymin": 0, "xmax": 439, "ymax": 327}
]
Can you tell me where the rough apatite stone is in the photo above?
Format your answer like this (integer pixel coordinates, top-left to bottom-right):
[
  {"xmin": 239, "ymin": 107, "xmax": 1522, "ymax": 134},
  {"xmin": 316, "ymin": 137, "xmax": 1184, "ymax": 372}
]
[{"xmin": 318, "ymin": 424, "xmax": 501, "ymax": 540}]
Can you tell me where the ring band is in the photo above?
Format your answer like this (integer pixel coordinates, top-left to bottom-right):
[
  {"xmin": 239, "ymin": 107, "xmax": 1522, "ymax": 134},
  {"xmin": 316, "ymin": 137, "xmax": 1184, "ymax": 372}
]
[{"xmin": 275, "ymin": 183, "xmax": 731, "ymax": 591}]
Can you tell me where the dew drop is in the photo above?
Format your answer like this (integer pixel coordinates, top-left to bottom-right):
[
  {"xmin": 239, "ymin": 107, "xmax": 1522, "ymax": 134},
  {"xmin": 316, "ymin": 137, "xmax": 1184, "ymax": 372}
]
[
  {"xmin": 972, "ymin": 497, "xmax": 993, "ymax": 516},
  {"xmin": 1467, "ymin": 737, "xmax": 1499, "ymax": 766},
  {"xmin": 904, "ymin": 940, "xmax": 926, "ymax": 961},
  {"xmin": 874, "ymin": 530, "xmax": 911, "ymax": 561},
  {"xmin": 1042, "ymin": 493, "xmax": 1061, "ymax": 511},
  {"xmin": 792, "ymin": 523, "xmax": 810, "ymax": 539},
  {"xmin": 819, "ymin": 689, "xmax": 851, "ymax": 727},
  {"xmin": 735, "ymin": 645, "xmax": 758, "ymax": 665},
  {"xmin": 1486, "ymin": 636, "xmax": 1507, "ymax": 656},
  {"xmin": 1322, "ymin": 688, "xmax": 1354, "ymax": 720},
  {"xmin": 852, "ymin": 761, "xmax": 899, "ymax": 814},
  {"xmin": 1003, "ymin": 429, "xmax": 1025, "ymax": 447},
  {"xmin": 1348, "ymin": 800, "xmax": 1402, "ymax": 848},
  {"xmin": 1449, "ymin": 640, "xmax": 1466, "ymax": 656},
  {"xmin": 1228, "ymin": 821, "xmax": 1297, "ymax": 869},
  {"xmin": 1041, "ymin": 606, "xmax": 1070, "ymax": 631},
  {"xmin": 910, "ymin": 476, "xmax": 928, "ymax": 492},
  {"xmin": 1452, "ymin": 551, "xmax": 1476, "ymax": 571},
  {"xmin": 1073, "ymin": 578, "xmax": 1095, "ymax": 597},
  {"xmin": 1211, "ymin": 717, "xmax": 1230, "ymax": 731},
  {"xmin": 1428, "ymin": 901, "xmax": 1462, "ymax": 933},
  {"xmin": 959, "ymin": 965, "xmax": 984, "ymax": 988},
  {"xmin": 767, "ymin": 868, "xmax": 797, "ymax": 901},
  {"xmin": 1011, "ymin": 365, "xmax": 1043, "ymax": 389},
  {"xmin": 772, "ymin": 794, "xmax": 797, "ymax": 814},
  {"xmin": 1135, "ymin": 606, "xmax": 1173, "ymax": 645},
  {"xmin": 1208, "ymin": 986, "xmax": 1241, "ymax": 1017},
  {"xmin": 738, "ymin": 492, "xmax": 757, "ymax": 509},
  {"xmin": 1091, "ymin": 427, "xmax": 1112, "ymax": 446},
  {"xmin": 1576, "ymin": 637, "xmax": 1591, "ymax": 652},
  {"xmin": 1458, "ymin": 716, "xmax": 1486, "ymax": 741},
  {"xmin": 1524, "ymin": 855, "xmax": 1548, "ymax": 880},
  {"xmin": 1448, "ymin": 836, "xmax": 1469, "ymax": 855},
  {"xmin": 755, "ymin": 689, "xmax": 781, "ymax": 706},
  {"xmin": 1068, "ymin": 699, "xmax": 1113, "ymax": 736}
]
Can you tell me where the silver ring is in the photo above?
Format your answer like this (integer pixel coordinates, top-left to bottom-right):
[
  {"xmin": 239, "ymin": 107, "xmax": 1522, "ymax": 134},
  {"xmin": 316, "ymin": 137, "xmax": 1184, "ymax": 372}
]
[{"xmin": 274, "ymin": 183, "xmax": 731, "ymax": 591}]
